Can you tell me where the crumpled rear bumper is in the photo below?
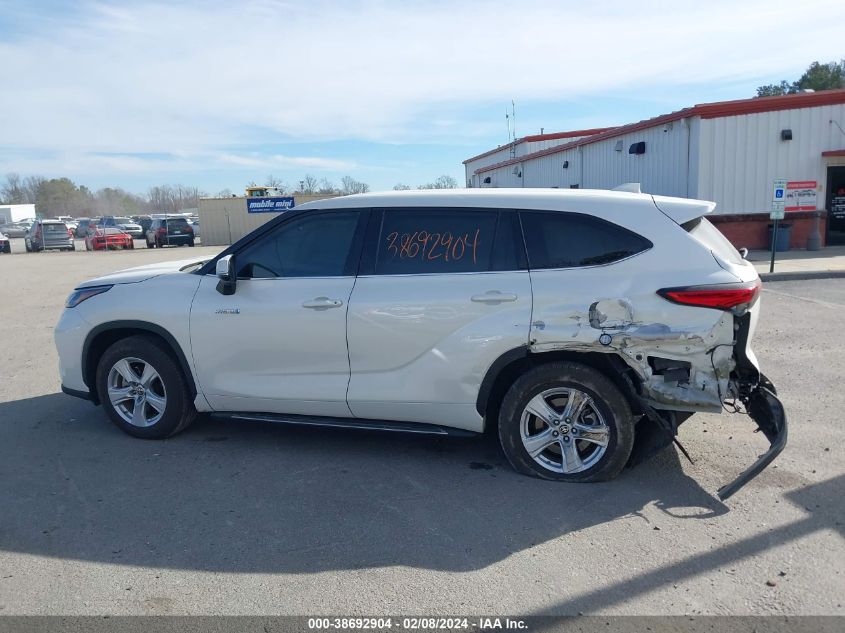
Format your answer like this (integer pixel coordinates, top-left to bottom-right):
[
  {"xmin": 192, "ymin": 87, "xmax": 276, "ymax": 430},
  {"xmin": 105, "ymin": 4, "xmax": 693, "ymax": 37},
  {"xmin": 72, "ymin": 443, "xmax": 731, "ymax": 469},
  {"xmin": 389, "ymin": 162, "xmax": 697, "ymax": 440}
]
[{"xmin": 717, "ymin": 374, "xmax": 787, "ymax": 500}]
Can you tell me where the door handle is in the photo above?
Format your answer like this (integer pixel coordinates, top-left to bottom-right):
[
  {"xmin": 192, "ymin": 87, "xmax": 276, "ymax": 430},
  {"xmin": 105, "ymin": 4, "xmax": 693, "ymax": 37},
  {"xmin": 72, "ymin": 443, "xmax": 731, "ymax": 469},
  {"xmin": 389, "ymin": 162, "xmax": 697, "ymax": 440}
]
[
  {"xmin": 471, "ymin": 291, "xmax": 518, "ymax": 304},
  {"xmin": 302, "ymin": 297, "xmax": 344, "ymax": 309}
]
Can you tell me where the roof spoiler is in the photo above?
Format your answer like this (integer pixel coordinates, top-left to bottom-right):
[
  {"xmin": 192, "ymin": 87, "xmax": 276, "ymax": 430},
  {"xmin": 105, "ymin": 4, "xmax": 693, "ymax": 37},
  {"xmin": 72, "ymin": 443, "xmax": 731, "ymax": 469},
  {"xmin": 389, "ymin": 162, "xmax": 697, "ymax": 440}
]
[
  {"xmin": 652, "ymin": 194, "xmax": 716, "ymax": 225},
  {"xmin": 612, "ymin": 182, "xmax": 642, "ymax": 193}
]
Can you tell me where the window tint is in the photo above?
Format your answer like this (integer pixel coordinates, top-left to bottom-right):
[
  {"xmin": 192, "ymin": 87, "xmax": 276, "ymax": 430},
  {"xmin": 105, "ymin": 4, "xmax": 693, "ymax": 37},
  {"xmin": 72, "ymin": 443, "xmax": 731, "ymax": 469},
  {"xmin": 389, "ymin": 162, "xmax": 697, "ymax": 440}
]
[
  {"xmin": 44, "ymin": 223, "xmax": 68, "ymax": 233},
  {"xmin": 520, "ymin": 211, "xmax": 651, "ymax": 269},
  {"xmin": 236, "ymin": 211, "xmax": 359, "ymax": 279},
  {"xmin": 375, "ymin": 209, "xmax": 505, "ymax": 275}
]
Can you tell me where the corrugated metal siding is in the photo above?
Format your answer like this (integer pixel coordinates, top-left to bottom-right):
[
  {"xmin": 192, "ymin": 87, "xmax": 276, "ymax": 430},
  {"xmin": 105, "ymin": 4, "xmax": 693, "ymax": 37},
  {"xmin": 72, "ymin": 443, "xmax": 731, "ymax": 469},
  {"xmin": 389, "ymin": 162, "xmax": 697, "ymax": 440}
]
[
  {"xmin": 474, "ymin": 121, "xmax": 695, "ymax": 195},
  {"xmin": 579, "ymin": 120, "xmax": 692, "ymax": 197},
  {"xmin": 697, "ymin": 103, "xmax": 845, "ymax": 213},
  {"xmin": 198, "ymin": 195, "xmax": 339, "ymax": 246}
]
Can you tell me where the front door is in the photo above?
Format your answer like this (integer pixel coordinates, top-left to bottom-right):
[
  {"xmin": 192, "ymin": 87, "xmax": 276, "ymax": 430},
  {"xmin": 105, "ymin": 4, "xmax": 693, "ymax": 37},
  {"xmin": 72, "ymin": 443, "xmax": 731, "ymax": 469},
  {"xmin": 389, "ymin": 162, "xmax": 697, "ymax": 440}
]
[
  {"xmin": 190, "ymin": 209, "xmax": 365, "ymax": 417},
  {"xmin": 826, "ymin": 166, "xmax": 845, "ymax": 245},
  {"xmin": 346, "ymin": 207, "xmax": 532, "ymax": 432}
]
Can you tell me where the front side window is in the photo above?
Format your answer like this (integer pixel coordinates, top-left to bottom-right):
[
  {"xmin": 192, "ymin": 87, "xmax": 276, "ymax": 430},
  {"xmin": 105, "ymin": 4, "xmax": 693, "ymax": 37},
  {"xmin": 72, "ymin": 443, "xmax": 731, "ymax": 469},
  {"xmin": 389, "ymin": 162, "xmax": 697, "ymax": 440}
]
[
  {"xmin": 374, "ymin": 208, "xmax": 512, "ymax": 275},
  {"xmin": 520, "ymin": 211, "xmax": 652, "ymax": 269},
  {"xmin": 236, "ymin": 211, "xmax": 360, "ymax": 279}
]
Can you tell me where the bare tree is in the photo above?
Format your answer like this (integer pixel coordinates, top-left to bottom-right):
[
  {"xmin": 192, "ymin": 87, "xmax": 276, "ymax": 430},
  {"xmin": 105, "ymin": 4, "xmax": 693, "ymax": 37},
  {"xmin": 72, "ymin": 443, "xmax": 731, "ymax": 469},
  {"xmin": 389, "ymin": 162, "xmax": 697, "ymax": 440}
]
[
  {"xmin": 1, "ymin": 173, "xmax": 25, "ymax": 204},
  {"xmin": 318, "ymin": 178, "xmax": 337, "ymax": 194},
  {"xmin": 266, "ymin": 175, "xmax": 289, "ymax": 193},
  {"xmin": 393, "ymin": 183, "xmax": 412, "ymax": 190},
  {"xmin": 298, "ymin": 175, "xmax": 319, "ymax": 195},
  {"xmin": 340, "ymin": 176, "xmax": 370, "ymax": 195},
  {"xmin": 419, "ymin": 174, "xmax": 458, "ymax": 190}
]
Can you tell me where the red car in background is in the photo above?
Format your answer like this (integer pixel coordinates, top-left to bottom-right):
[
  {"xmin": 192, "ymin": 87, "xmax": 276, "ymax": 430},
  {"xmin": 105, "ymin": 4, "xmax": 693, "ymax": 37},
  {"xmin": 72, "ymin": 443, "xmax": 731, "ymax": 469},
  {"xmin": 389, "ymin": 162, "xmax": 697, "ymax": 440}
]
[{"xmin": 85, "ymin": 227, "xmax": 135, "ymax": 251}]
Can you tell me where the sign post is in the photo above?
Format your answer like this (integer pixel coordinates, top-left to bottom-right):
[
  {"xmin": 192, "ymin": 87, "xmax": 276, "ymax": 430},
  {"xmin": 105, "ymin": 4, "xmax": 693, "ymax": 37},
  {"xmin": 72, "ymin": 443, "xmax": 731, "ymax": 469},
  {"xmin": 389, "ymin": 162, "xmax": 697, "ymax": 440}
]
[{"xmin": 770, "ymin": 179, "xmax": 787, "ymax": 273}]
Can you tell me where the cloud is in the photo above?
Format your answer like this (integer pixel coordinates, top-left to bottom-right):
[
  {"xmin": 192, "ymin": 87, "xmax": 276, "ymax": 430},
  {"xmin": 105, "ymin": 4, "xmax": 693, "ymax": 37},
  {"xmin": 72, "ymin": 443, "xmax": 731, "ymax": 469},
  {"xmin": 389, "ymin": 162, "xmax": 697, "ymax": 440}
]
[{"xmin": 0, "ymin": 0, "xmax": 844, "ymax": 183}]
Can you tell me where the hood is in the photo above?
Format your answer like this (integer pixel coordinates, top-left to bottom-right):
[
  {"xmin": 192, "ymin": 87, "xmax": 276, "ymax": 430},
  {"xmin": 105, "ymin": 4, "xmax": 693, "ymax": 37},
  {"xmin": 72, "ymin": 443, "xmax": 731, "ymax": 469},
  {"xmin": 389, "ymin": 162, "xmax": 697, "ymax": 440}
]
[{"xmin": 77, "ymin": 257, "xmax": 208, "ymax": 288}]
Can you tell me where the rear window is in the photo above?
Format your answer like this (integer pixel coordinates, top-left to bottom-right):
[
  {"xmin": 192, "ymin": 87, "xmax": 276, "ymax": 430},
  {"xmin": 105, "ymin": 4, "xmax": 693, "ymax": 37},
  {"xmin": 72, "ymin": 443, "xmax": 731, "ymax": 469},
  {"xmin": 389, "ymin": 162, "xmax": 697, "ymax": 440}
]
[
  {"xmin": 520, "ymin": 211, "xmax": 652, "ymax": 269},
  {"xmin": 683, "ymin": 217, "xmax": 744, "ymax": 265},
  {"xmin": 43, "ymin": 223, "xmax": 68, "ymax": 233},
  {"xmin": 167, "ymin": 218, "xmax": 189, "ymax": 228}
]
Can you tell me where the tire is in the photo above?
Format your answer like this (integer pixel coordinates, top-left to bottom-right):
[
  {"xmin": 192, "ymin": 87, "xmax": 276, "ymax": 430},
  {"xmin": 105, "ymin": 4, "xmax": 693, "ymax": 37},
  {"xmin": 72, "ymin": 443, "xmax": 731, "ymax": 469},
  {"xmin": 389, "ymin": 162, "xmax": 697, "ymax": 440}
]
[
  {"xmin": 188, "ymin": 240, "xmax": 195, "ymax": 247},
  {"xmin": 96, "ymin": 335, "xmax": 196, "ymax": 439},
  {"xmin": 498, "ymin": 361, "xmax": 634, "ymax": 483},
  {"xmin": 69, "ymin": 244, "xmax": 76, "ymax": 251},
  {"xmin": 25, "ymin": 240, "xmax": 31, "ymax": 252}
]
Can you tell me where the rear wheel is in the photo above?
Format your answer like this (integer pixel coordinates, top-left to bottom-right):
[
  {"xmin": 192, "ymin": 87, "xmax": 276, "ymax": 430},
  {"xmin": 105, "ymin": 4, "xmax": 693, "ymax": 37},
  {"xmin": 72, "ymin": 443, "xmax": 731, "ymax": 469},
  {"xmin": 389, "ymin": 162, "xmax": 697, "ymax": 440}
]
[
  {"xmin": 498, "ymin": 362, "xmax": 634, "ymax": 483},
  {"xmin": 96, "ymin": 335, "xmax": 196, "ymax": 439}
]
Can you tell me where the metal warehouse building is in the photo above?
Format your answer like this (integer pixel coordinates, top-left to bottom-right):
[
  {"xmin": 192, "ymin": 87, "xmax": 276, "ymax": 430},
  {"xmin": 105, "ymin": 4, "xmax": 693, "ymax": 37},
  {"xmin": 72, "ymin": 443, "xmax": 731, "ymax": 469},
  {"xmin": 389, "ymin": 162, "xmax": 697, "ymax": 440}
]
[{"xmin": 464, "ymin": 90, "xmax": 845, "ymax": 249}]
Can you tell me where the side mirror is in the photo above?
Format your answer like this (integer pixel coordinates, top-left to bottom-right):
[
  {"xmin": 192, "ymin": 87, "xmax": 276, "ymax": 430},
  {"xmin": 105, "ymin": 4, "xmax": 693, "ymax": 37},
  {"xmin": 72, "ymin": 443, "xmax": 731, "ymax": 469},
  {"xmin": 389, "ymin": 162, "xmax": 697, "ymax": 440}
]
[{"xmin": 216, "ymin": 254, "xmax": 237, "ymax": 295}]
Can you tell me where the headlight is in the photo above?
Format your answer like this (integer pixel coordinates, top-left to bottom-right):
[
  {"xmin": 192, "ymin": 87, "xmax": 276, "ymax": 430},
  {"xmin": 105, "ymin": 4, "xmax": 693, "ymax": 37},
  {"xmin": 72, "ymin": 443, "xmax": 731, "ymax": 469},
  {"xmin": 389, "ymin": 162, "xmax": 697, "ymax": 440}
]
[{"xmin": 65, "ymin": 285, "xmax": 112, "ymax": 308}]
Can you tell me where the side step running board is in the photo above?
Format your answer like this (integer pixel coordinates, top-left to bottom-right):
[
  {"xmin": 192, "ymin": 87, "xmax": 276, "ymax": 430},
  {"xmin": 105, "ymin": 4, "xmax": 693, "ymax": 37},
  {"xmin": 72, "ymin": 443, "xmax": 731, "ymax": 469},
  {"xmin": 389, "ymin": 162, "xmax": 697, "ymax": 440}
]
[{"xmin": 210, "ymin": 412, "xmax": 478, "ymax": 437}]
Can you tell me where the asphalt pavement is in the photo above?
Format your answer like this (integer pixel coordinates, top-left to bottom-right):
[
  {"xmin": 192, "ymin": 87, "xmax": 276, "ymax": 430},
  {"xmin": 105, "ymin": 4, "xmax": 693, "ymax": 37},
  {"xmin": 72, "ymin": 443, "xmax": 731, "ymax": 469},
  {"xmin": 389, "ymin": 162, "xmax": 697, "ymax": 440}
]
[{"xmin": 0, "ymin": 245, "xmax": 842, "ymax": 615}]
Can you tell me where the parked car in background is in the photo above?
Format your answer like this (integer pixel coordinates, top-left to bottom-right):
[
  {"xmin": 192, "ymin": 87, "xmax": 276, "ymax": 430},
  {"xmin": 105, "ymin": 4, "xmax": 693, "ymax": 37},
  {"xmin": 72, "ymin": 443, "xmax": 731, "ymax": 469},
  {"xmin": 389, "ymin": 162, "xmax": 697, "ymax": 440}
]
[
  {"xmin": 85, "ymin": 227, "xmax": 135, "ymax": 251},
  {"xmin": 145, "ymin": 217, "xmax": 194, "ymax": 247},
  {"xmin": 53, "ymin": 216, "xmax": 78, "ymax": 232},
  {"xmin": 188, "ymin": 217, "xmax": 200, "ymax": 238},
  {"xmin": 99, "ymin": 216, "xmax": 143, "ymax": 239},
  {"xmin": 0, "ymin": 231, "xmax": 10, "ymax": 254},
  {"xmin": 55, "ymin": 189, "xmax": 785, "ymax": 500},
  {"xmin": 25, "ymin": 220, "xmax": 75, "ymax": 252},
  {"xmin": 74, "ymin": 217, "xmax": 91, "ymax": 238},
  {"xmin": 132, "ymin": 215, "xmax": 153, "ymax": 235},
  {"xmin": 0, "ymin": 222, "xmax": 30, "ymax": 238}
]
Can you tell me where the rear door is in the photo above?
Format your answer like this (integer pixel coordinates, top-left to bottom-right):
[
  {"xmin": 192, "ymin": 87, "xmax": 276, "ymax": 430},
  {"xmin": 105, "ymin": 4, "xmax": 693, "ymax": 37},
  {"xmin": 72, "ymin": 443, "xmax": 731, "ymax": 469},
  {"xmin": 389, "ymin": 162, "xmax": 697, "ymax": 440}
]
[{"xmin": 346, "ymin": 207, "xmax": 532, "ymax": 432}]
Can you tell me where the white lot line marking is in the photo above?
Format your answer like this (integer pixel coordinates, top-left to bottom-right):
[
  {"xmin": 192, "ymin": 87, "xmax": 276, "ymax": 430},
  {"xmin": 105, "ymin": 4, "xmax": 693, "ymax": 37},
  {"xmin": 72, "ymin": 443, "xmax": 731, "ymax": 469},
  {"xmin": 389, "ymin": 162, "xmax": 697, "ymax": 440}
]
[{"xmin": 762, "ymin": 287, "xmax": 845, "ymax": 309}]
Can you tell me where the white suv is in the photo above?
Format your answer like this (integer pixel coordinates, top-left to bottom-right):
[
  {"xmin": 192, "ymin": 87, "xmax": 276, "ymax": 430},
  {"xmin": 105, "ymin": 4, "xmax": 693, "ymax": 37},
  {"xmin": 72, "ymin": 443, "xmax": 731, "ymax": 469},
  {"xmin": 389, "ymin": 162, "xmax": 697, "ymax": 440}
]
[{"xmin": 55, "ymin": 189, "xmax": 786, "ymax": 499}]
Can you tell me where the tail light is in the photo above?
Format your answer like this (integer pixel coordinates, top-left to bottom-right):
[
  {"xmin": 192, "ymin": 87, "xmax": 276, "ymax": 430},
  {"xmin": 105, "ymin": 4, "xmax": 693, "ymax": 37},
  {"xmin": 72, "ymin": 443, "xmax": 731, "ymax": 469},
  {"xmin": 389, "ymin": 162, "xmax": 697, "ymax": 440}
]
[
  {"xmin": 158, "ymin": 227, "xmax": 167, "ymax": 234},
  {"xmin": 657, "ymin": 279, "xmax": 761, "ymax": 312},
  {"xmin": 185, "ymin": 225, "xmax": 193, "ymax": 233},
  {"xmin": 68, "ymin": 228, "xmax": 73, "ymax": 237}
]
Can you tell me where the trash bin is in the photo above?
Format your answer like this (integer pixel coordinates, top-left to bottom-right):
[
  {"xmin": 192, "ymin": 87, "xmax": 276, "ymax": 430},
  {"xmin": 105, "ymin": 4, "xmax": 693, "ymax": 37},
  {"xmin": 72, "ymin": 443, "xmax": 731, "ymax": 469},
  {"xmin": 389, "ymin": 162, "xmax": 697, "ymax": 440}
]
[{"xmin": 767, "ymin": 223, "xmax": 792, "ymax": 252}]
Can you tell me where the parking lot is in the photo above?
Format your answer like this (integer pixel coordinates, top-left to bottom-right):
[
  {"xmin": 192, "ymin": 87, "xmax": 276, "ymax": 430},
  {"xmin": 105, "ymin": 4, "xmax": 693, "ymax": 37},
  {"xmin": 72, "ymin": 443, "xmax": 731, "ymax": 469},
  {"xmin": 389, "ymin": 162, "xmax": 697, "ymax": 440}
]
[{"xmin": 0, "ymin": 245, "xmax": 843, "ymax": 615}]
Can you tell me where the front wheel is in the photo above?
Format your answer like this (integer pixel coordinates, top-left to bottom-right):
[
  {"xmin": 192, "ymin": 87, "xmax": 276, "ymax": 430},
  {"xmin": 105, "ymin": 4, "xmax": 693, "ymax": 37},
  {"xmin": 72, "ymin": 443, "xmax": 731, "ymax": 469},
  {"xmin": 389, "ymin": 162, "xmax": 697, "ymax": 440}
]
[
  {"xmin": 96, "ymin": 335, "xmax": 196, "ymax": 439},
  {"xmin": 498, "ymin": 362, "xmax": 634, "ymax": 483}
]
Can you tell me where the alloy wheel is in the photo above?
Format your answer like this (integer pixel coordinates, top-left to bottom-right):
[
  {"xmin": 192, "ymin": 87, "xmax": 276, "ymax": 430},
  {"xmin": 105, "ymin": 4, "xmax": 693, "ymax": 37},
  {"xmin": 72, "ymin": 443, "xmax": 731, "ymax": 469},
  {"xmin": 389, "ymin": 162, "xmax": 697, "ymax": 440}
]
[
  {"xmin": 107, "ymin": 357, "xmax": 168, "ymax": 427},
  {"xmin": 519, "ymin": 387, "xmax": 610, "ymax": 474}
]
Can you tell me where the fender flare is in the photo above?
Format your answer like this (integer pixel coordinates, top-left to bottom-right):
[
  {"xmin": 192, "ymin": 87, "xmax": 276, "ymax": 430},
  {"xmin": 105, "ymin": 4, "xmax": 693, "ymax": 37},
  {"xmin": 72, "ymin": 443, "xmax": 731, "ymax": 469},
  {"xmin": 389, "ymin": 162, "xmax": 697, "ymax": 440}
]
[
  {"xmin": 81, "ymin": 320, "xmax": 198, "ymax": 403},
  {"xmin": 476, "ymin": 346, "xmax": 530, "ymax": 417}
]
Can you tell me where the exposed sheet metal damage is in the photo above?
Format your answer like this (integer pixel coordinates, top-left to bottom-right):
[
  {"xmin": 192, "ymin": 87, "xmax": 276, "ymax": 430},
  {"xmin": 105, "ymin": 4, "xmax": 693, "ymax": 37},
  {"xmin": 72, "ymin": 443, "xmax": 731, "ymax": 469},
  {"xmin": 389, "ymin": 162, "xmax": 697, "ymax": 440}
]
[{"xmin": 529, "ymin": 297, "xmax": 787, "ymax": 499}]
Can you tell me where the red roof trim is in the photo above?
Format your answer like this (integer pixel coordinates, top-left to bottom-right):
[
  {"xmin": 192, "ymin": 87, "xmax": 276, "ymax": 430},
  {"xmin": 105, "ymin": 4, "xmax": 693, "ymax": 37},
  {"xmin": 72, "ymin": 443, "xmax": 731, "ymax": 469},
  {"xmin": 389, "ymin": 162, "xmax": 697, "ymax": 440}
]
[
  {"xmin": 520, "ymin": 127, "xmax": 615, "ymax": 143},
  {"xmin": 462, "ymin": 127, "xmax": 614, "ymax": 164},
  {"xmin": 822, "ymin": 149, "xmax": 845, "ymax": 157},
  {"xmin": 474, "ymin": 89, "xmax": 845, "ymax": 175}
]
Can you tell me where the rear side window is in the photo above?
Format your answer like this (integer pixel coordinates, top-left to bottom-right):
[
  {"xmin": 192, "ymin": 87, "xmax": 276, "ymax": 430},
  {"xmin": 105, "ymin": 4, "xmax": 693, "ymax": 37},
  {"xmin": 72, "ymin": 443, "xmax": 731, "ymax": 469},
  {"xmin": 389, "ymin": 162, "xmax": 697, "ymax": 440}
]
[
  {"xmin": 374, "ymin": 208, "xmax": 517, "ymax": 275},
  {"xmin": 520, "ymin": 211, "xmax": 651, "ymax": 269}
]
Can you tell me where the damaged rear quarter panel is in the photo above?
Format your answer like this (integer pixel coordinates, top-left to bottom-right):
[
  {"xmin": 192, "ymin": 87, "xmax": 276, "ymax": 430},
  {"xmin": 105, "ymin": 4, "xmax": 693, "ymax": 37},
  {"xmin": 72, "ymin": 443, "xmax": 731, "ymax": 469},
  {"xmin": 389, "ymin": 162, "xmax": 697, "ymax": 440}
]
[{"xmin": 527, "ymin": 209, "xmax": 744, "ymax": 412}]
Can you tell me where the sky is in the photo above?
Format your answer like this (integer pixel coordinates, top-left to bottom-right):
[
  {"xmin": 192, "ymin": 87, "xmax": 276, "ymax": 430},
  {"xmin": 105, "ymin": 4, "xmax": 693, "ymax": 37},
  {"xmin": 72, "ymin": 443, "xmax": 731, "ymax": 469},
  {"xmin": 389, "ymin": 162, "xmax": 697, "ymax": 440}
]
[{"xmin": 1, "ymin": 0, "xmax": 844, "ymax": 196}]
